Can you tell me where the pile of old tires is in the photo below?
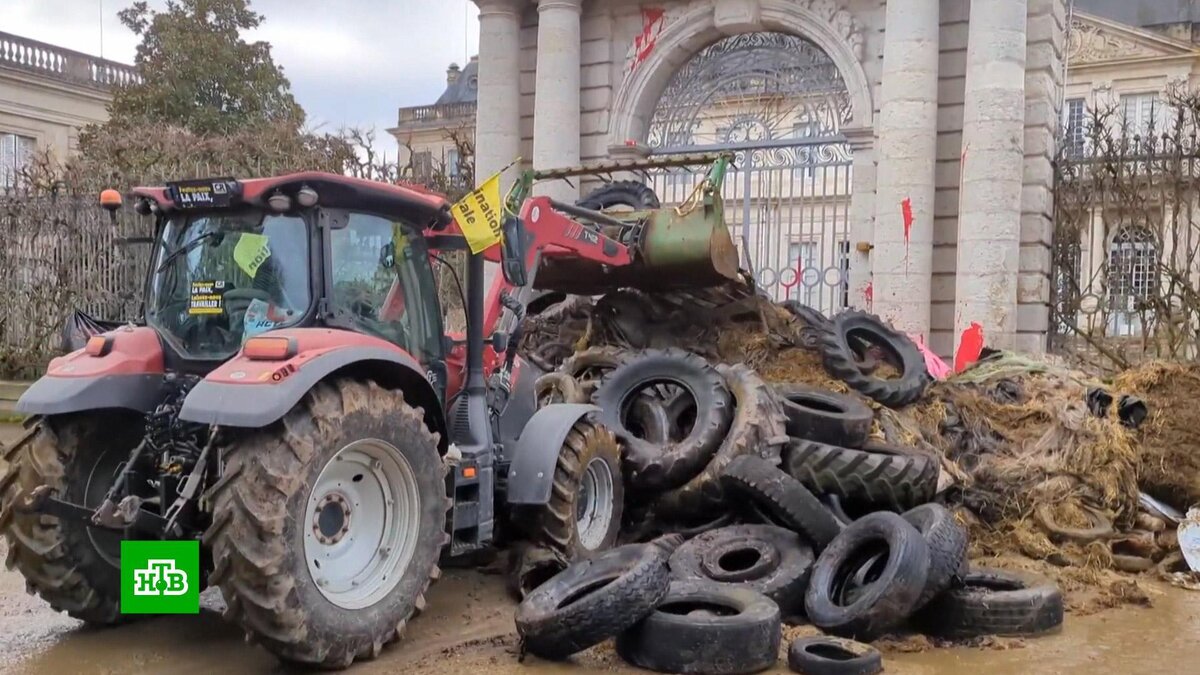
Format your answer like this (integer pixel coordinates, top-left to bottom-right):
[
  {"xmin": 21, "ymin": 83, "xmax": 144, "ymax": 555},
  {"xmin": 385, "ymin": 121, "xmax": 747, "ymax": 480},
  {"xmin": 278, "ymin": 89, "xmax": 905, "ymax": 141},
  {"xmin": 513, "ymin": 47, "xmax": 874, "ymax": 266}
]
[{"xmin": 516, "ymin": 305, "xmax": 1065, "ymax": 673}]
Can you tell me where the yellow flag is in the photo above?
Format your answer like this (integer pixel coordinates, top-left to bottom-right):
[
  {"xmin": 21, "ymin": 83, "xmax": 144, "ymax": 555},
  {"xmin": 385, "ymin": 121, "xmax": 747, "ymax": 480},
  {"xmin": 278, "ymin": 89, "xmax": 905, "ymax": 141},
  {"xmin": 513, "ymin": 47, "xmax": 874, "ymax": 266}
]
[
  {"xmin": 451, "ymin": 171, "xmax": 504, "ymax": 254},
  {"xmin": 233, "ymin": 233, "xmax": 271, "ymax": 278}
]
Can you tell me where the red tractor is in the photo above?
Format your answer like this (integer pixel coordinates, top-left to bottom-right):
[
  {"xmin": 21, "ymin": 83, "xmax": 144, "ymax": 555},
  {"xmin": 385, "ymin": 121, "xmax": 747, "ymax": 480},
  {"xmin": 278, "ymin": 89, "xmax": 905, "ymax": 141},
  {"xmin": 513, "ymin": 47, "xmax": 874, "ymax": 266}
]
[{"xmin": 0, "ymin": 156, "xmax": 736, "ymax": 667}]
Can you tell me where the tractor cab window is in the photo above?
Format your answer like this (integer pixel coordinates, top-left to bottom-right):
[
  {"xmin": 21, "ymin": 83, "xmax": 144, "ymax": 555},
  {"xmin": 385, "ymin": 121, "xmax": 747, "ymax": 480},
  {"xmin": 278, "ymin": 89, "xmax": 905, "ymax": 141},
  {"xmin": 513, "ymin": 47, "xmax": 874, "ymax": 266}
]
[
  {"xmin": 147, "ymin": 210, "xmax": 311, "ymax": 360},
  {"xmin": 328, "ymin": 212, "xmax": 443, "ymax": 361}
]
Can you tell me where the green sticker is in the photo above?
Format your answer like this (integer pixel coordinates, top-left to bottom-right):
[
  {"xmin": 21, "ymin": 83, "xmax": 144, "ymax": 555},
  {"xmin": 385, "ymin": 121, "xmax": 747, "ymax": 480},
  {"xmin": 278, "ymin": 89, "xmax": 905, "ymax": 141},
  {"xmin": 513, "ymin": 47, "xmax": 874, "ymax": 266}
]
[
  {"xmin": 188, "ymin": 280, "xmax": 225, "ymax": 315},
  {"xmin": 120, "ymin": 540, "xmax": 200, "ymax": 614},
  {"xmin": 234, "ymin": 233, "xmax": 271, "ymax": 278}
]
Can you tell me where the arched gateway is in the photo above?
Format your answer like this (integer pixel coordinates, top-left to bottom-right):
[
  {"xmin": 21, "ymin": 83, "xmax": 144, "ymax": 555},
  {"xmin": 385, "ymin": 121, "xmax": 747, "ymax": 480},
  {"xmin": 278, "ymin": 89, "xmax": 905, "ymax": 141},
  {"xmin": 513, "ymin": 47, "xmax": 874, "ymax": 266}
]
[{"xmin": 643, "ymin": 31, "xmax": 855, "ymax": 314}]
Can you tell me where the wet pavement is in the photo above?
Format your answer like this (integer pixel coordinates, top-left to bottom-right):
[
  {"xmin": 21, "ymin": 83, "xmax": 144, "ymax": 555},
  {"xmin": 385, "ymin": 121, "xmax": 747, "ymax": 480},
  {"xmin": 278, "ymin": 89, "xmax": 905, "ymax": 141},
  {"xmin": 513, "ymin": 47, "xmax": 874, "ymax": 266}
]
[
  {"xmin": 1, "ymin": 551, "xmax": 1198, "ymax": 675},
  {"xmin": 1, "ymin": 424, "xmax": 1199, "ymax": 674}
]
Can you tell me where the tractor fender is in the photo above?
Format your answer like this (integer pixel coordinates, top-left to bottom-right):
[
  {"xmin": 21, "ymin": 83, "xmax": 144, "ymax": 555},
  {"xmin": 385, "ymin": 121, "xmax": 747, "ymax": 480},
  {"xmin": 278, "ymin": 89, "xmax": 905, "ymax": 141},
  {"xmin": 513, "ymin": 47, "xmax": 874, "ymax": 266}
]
[
  {"xmin": 17, "ymin": 374, "xmax": 165, "ymax": 416},
  {"xmin": 17, "ymin": 326, "xmax": 166, "ymax": 415},
  {"xmin": 178, "ymin": 346, "xmax": 445, "ymax": 443},
  {"xmin": 505, "ymin": 403, "xmax": 599, "ymax": 506}
]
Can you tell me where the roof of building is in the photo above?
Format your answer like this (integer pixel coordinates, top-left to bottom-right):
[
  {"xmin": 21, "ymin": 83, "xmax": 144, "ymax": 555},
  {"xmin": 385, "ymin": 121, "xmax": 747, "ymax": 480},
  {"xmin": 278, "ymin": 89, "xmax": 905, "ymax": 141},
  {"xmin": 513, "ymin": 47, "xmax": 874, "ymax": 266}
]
[{"xmin": 435, "ymin": 58, "xmax": 478, "ymax": 105}]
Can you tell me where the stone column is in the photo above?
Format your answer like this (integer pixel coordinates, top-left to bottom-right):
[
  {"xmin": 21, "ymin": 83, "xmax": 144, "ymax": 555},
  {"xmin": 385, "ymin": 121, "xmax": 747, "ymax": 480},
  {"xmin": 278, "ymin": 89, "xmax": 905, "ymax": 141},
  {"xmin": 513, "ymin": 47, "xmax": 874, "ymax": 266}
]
[
  {"xmin": 872, "ymin": 0, "xmax": 940, "ymax": 337},
  {"xmin": 843, "ymin": 127, "xmax": 876, "ymax": 310},
  {"xmin": 955, "ymin": 0, "xmax": 1028, "ymax": 351},
  {"xmin": 474, "ymin": 0, "xmax": 523, "ymax": 187},
  {"xmin": 533, "ymin": 0, "xmax": 583, "ymax": 201}
]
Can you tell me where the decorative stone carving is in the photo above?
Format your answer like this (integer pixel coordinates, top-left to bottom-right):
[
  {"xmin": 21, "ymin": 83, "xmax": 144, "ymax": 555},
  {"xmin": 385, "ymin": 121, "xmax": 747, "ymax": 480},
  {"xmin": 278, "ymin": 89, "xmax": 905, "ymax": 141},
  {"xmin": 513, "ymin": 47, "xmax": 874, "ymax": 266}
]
[
  {"xmin": 802, "ymin": 0, "xmax": 865, "ymax": 61},
  {"xmin": 1067, "ymin": 18, "xmax": 1190, "ymax": 64}
]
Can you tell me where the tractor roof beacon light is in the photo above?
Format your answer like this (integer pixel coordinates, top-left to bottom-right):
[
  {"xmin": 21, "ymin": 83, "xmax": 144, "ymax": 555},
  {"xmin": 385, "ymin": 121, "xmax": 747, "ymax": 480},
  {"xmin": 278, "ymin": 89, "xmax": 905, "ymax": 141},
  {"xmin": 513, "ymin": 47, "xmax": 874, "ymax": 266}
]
[
  {"xmin": 296, "ymin": 185, "xmax": 319, "ymax": 208},
  {"xmin": 99, "ymin": 189, "xmax": 123, "ymax": 224}
]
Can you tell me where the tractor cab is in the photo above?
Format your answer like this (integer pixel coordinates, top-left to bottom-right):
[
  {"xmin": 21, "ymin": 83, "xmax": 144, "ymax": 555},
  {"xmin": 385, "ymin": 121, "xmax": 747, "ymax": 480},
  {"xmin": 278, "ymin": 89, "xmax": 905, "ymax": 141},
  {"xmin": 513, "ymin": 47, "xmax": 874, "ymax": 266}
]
[{"xmin": 130, "ymin": 175, "xmax": 451, "ymax": 375}]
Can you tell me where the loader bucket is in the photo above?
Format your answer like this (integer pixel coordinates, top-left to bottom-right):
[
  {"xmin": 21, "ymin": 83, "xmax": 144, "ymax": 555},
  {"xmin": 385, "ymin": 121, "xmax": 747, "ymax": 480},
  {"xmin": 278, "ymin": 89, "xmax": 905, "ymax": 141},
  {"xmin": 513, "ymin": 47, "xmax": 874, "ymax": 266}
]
[{"xmin": 634, "ymin": 196, "xmax": 739, "ymax": 289}]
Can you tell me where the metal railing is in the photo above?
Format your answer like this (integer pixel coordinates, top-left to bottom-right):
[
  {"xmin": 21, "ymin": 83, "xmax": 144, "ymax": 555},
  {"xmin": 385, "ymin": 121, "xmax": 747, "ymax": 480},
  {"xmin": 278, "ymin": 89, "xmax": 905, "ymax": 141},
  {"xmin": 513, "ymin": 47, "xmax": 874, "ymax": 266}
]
[
  {"xmin": 396, "ymin": 102, "xmax": 476, "ymax": 125},
  {"xmin": 0, "ymin": 31, "xmax": 140, "ymax": 89}
]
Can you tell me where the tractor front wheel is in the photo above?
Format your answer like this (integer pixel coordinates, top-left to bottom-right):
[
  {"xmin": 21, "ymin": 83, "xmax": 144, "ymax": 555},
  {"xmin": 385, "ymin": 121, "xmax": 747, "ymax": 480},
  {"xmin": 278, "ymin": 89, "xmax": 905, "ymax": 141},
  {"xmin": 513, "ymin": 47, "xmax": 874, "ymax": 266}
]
[{"xmin": 204, "ymin": 379, "xmax": 449, "ymax": 669}]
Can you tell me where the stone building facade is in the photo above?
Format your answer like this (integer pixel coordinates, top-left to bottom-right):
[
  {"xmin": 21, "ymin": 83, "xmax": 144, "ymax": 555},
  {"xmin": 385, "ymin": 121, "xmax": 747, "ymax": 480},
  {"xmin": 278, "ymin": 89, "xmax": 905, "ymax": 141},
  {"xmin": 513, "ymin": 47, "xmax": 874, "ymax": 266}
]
[
  {"xmin": 466, "ymin": 0, "xmax": 1069, "ymax": 359},
  {"xmin": 0, "ymin": 32, "xmax": 137, "ymax": 187}
]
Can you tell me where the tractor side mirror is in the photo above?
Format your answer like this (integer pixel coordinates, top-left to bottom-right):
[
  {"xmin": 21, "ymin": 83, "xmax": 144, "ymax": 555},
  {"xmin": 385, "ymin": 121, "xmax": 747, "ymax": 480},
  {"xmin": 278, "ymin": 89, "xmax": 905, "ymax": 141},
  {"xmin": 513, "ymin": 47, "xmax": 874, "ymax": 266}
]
[{"xmin": 500, "ymin": 215, "xmax": 528, "ymax": 287}]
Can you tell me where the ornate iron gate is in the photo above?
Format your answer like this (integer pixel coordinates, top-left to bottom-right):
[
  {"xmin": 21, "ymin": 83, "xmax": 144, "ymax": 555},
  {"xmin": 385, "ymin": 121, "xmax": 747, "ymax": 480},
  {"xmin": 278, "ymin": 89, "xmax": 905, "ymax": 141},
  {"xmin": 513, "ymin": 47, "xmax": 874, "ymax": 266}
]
[{"xmin": 645, "ymin": 32, "xmax": 854, "ymax": 315}]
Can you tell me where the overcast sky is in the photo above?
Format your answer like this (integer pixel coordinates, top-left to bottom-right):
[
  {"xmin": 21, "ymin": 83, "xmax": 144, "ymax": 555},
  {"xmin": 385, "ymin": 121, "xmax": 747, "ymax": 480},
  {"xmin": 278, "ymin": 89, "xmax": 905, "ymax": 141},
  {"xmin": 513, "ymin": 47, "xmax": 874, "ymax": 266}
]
[{"xmin": 7, "ymin": 0, "xmax": 480, "ymax": 157}]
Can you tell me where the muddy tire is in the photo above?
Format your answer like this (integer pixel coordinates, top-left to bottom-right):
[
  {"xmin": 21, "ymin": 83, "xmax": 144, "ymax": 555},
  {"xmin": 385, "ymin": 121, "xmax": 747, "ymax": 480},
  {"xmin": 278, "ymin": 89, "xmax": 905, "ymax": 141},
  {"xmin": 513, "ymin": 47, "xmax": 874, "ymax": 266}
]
[
  {"xmin": 522, "ymin": 417, "xmax": 624, "ymax": 561},
  {"xmin": 534, "ymin": 372, "xmax": 584, "ymax": 406},
  {"xmin": 594, "ymin": 349, "xmax": 733, "ymax": 491},
  {"xmin": 616, "ymin": 579, "xmax": 782, "ymax": 675},
  {"xmin": 804, "ymin": 512, "xmax": 930, "ymax": 641},
  {"xmin": 787, "ymin": 636, "xmax": 883, "ymax": 675},
  {"xmin": 516, "ymin": 541, "xmax": 672, "ymax": 660},
  {"xmin": 914, "ymin": 568, "xmax": 1064, "ymax": 639},
  {"xmin": 773, "ymin": 384, "xmax": 873, "ymax": 448},
  {"xmin": 783, "ymin": 440, "xmax": 938, "ymax": 512},
  {"xmin": 1034, "ymin": 503, "xmax": 1114, "ymax": 543},
  {"xmin": 561, "ymin": 347, "xmax": 636, "ymax": 397},
  {"xmin": 721, "ymin": 455, "xmax": 841, "ymax": 551},
  {"xmin": 0, "ymin": 414, "xmax": 143, "ymax": 624},
  {"xmin": 656, "ymin": 364, "xmax": 788, "ymax": 519},
  {"xmin": 669, "ymin": 524, "xmax": 813, "ymax": 616},
  {"xmin": 577, "ymin": 181, "xmax": 661, "ymax": 211},
  {"xmin": 204, "ymin": 379, "xmax": 449, "ymax": 668},
  {"xmin": 818, "ymin": 310, "xmax": 929, "ymax": 408},
  {"xmin": 902, "ymin": 504, "xmax": 968, "ymax": 609},
  {"xmin": 781, "ymin": 300, "xmax": 831, "ymax": 330}
]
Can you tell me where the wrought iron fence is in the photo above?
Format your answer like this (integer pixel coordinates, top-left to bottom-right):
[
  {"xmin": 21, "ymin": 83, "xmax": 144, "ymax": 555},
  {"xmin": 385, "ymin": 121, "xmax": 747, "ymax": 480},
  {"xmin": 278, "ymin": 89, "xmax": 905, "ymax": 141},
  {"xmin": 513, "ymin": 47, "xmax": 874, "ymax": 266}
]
[{"xmin": 1051, "ymin": 95, "xmax": 1200, "ymax": 372}]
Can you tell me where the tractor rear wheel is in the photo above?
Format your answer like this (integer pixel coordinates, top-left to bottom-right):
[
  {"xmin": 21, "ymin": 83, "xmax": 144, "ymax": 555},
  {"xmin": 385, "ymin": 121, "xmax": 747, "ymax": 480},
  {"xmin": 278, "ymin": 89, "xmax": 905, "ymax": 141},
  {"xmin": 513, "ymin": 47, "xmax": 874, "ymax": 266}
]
[
  {"xmin": 204, "ymin": 379, "xmax": 449, "ymax": 669},
  {"xmin": 0, "ymin": 413, "xmax": 144, "ymax": 624}
]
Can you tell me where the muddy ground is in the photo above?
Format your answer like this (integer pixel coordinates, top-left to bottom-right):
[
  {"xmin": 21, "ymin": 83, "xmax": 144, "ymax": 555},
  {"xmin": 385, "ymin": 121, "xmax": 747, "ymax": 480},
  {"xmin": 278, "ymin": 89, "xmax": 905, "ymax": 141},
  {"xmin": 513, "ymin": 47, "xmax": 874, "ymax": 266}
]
[
  {"xmin": 1, "ymin": 427, "xmax": 1199, "ymax": 675},
  {"xmin": 0, "ymin": 548, "xmax": 1198, "ymax": 675}
]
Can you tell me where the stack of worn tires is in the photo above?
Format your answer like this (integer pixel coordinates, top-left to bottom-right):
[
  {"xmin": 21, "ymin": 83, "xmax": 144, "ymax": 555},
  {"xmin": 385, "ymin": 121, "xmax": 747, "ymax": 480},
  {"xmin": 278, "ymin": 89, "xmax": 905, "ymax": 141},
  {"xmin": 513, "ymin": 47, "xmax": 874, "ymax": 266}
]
[{"xmin": 516, "ymin": 305, "xmax": 1064, "ymax": 673}]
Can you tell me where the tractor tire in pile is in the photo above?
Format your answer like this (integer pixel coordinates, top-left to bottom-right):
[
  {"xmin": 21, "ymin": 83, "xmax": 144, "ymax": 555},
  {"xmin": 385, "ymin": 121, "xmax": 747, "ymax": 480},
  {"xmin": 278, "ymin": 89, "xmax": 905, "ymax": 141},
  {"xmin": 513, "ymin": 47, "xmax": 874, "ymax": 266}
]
[
  {"xmin": 818, "ymin": 310, "xmax": 929, "ymax": 408},
  {"xmin": 204, "ymin": 379, "xmax": 450, "ymax": 669},
  {"xmin": 669, "ymin": 523, "xmax": 813, "ymax": 616},
  {"xmin": 0, "ymin": 413, "xmax": 144, "ymax": 624},
  {"xmin": 902, "ymin": 503, "xmax": 969, "ymax": 609},
  {"xmin": 783, "ymin": 440, "xmax": 939, "ymax": 512},
  {"xmin": 577, "ymin": 181, "xmax": 662, "ymax": 211},
  {"xmin": 516, "ymin": 540, "xmax": 673, "ymax": 660},
  {"xmin": 721, "ymin": 455, "xmax": 842, "ymax": 551},
  {"xmin": 914, "ymin": 568, "xmax": 1064, "ymax": 639},
  {"xmin": 804, "ymin": 512, "xmax": 930, "ymax": 641},
  {"xmin": 522, "ymin": 416, "xmax": 624, "ymax": 560},
  {"xmin": 655, "ymin": 364, "xmax": 788, "ymax": 519},
  {"xmin": 561, "ymin": 347, "xmax": 636, "ymax": 397},
  {"xmin": 593, "ymin": 349, "xmax": 733, "ymax": 491},
  {"xmin": 616, "ymin": 579, "xmax": 782, "ymax": 675},
  {"xmin": 773, "ymin": 384, "xmax": 873, "ymax": 448}
]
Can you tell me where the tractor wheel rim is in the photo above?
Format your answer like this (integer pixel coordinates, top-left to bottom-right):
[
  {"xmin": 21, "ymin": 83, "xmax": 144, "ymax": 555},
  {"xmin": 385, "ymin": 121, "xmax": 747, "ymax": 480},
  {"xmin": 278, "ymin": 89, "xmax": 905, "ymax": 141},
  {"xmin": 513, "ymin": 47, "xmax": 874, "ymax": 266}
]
[
  {"xmin": 304, "ymin": 439, "xmax": 420, "ymax": 610},
  {"xmin": 576, "ymin": 458, "xmax": 614, "ymax": 552}
]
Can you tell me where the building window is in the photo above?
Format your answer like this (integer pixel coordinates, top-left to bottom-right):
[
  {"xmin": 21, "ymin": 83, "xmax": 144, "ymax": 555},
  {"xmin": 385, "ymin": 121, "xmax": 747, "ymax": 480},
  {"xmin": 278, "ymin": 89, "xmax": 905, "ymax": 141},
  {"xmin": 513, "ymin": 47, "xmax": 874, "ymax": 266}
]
[
  {"xmin": 1107, "ymin": 224, "xmax": 1158, "ymax": 337},
  {"xmin": 412, "ymin": 151, "xmax": 433, "ymax": 179},
  {"xmin": 0, "ymin": 133, "xmax": 36, "ymax": 188},
  {"xmin": 446, "ymin": 149, "xmax": 460, "ymax": 178},
  {"xmin": 1063, "ymin": 98, "xmax": 1087, "ymax": 157},
  {"xmin": 1120, "ymin": 93, "xmax": 1169, "ymax": 140}
]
